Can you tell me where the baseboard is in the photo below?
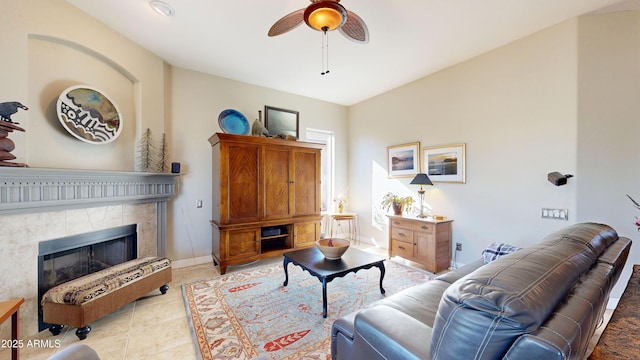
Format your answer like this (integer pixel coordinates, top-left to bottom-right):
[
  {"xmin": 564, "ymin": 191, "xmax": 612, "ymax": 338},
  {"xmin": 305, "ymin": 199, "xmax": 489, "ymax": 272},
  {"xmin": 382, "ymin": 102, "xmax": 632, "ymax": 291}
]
[
  {"xmin": 171, "ymin": 255, "xmax": 213, "ymax": 269},
  {"xmin": 607, "ymin": 297, "xmax": 619, "ymax": 310}
]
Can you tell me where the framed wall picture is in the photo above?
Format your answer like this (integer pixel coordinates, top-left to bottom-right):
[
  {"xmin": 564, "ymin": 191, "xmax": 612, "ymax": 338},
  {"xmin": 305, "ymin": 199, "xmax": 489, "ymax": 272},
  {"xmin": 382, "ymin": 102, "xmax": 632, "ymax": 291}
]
[
  {"xmin": 423, "ymin": 143, "xmax": 466, "ymax": 183},
  {"xmin": 387, "ymin": 142, "xmax": 420, "ymax": 178},
  {"xmin": 264, "ymin": 106, "xmax": 299, "ymax": 139}
]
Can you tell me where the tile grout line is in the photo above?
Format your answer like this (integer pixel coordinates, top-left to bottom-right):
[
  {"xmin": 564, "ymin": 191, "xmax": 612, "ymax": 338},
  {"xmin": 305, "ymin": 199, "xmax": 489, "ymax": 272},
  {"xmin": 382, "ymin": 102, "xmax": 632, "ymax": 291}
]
[{"xmin": 122, "ymin": 300, "xmax": 137, "ymax": 360}]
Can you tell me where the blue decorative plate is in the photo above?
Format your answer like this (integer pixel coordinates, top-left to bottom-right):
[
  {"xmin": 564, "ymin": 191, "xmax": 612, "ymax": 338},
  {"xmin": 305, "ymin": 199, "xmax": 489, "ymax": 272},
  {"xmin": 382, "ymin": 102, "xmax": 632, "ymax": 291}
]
[{"xmin": 218, "ymin": 109, "xmax": 250, "ymax": 135}]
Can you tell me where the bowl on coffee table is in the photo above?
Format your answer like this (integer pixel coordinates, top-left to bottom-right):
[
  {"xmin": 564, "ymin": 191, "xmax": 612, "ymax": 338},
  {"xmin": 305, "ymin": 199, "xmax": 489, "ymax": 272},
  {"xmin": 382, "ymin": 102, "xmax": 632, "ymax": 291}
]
[{"xmin": 316, "ymin": 238, "xmax": 350, "ymax": 259}]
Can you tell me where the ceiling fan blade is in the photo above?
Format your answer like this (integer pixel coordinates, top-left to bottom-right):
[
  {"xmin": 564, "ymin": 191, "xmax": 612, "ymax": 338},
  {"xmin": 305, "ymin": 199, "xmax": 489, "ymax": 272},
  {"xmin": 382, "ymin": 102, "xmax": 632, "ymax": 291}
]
[
  {"xmin": 339, "ymin": 10, "xmax": 369, "ymax": 44},
  {"xmin": 268, "ymin": 9, "xmax": 305, "ymax": 37}
]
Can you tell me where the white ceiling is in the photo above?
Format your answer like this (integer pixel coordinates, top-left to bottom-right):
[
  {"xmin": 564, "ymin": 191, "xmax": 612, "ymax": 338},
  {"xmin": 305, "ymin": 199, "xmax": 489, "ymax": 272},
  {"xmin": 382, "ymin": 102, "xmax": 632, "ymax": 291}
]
[{"xmin": 66, "ymin": 0, "xmax": 637, "ymax": 106}]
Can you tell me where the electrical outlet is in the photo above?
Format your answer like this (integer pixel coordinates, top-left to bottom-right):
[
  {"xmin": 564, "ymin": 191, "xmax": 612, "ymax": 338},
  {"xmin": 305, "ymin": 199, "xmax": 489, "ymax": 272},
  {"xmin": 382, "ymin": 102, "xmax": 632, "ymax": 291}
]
[{"xmin": 456, "ymin": 243, "xmax": 462, "ymax": 251}]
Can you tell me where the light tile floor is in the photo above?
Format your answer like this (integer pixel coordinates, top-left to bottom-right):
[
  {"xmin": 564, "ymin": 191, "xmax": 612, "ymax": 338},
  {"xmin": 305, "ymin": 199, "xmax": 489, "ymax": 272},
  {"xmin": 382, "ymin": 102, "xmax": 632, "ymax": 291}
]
[
  {"xmin": 6, "ymin": 246, "xmax": 612, "ymax": 359},
  {"xmin": 14, "ymin": 261, "xmax": 213, "ymax": 360}
]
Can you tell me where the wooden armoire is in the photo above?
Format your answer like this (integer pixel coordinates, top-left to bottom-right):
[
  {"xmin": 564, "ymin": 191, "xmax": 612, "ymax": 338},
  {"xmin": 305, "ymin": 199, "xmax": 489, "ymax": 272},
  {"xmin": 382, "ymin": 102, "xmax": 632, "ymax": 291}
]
[{"xmin": 208, "ymin": 133, "xmax": 323, "ymax": 274}]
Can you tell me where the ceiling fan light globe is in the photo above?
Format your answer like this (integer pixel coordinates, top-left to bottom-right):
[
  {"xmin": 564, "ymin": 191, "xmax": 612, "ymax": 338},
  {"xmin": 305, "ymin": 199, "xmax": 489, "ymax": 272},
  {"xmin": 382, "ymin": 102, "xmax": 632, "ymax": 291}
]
[{"xmin": 304, "ymin": 2, "xmax": 347, "ymax": 31}]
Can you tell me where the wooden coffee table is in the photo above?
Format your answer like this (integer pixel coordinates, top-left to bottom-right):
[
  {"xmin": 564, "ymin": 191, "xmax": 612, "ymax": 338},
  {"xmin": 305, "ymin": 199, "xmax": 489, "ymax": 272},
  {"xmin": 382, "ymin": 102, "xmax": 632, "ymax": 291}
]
[{"xmin": 283, "ymin": 246, "xmax": 386, "ymax": 318}]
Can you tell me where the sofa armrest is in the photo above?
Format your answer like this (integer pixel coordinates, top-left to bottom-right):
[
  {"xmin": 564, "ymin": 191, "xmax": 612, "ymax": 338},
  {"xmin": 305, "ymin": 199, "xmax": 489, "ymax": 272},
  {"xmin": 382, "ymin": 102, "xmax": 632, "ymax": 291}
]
[
  {"xmin": 331, "ymin": 311, "xmax": 357, "ymax": 360},
  {"xmin": 353, "ymin": 305, "xmax": 431, "ymax": 360}
]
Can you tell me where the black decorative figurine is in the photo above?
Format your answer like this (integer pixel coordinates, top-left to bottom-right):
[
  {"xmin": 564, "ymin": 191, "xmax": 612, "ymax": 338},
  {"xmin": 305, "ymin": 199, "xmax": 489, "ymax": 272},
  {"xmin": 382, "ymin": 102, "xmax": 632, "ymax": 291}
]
[
  {"xmin": 0, "ymin": 101, "xmax": 29, "ymax": 124},
  {"xmin": 0, "ymin": 101, "xmax": 28, "ymax": 167}
]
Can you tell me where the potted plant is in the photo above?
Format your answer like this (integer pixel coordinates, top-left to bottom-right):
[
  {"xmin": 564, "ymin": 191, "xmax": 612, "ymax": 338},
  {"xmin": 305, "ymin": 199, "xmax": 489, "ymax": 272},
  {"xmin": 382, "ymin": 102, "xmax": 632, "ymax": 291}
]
[
  {"xmin": 381, "ymin": 192, "xmax": 415, "ymax": 215},
  {"xmin": 333, "ymin": 191, "xmax": 348, "ymax": 213}
]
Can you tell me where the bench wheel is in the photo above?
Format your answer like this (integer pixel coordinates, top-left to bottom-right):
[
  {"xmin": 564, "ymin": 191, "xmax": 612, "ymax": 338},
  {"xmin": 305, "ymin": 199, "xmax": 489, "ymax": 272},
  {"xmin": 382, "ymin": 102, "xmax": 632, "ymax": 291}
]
[
  {"xmin": 49, "ymin": 324, "xmax": 64, "ymax": 336},
  {"xmin": 160, "ymin": 284, "xmax": 169, "ymax": 294},
  {"xmin": 76, "ymin": 325, "xmax": 91, "ymax": 340}
]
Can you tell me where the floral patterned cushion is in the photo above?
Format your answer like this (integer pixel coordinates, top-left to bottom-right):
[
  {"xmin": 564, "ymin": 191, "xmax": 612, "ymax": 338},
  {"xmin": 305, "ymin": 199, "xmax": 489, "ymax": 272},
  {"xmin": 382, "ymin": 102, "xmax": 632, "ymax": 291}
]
[{"xmin": 42, "ymin": 257, "xmax": 171, "ymax": 305}]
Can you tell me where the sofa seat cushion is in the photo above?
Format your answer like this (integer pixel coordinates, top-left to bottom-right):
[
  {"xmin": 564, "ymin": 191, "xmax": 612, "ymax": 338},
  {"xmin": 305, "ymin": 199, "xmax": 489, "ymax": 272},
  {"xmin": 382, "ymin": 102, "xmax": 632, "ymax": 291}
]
[
  {"xmin": 354, "ymin": 305, "xmax": 433, "ymax": 360},
  {"xmin": 373, "ymin": 279, "xmax": 451, "ymax": 327},
  {"xmin": 42, "ymin": 257, "xmax": 171, "ymax": 305}
]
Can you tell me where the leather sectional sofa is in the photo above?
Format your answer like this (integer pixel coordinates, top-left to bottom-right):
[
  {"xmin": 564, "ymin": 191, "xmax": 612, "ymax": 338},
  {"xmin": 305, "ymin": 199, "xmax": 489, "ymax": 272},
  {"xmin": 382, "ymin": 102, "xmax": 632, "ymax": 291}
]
[{"xmin": 331, "ymin": 223, "xmax": 631, "ymax": 360}]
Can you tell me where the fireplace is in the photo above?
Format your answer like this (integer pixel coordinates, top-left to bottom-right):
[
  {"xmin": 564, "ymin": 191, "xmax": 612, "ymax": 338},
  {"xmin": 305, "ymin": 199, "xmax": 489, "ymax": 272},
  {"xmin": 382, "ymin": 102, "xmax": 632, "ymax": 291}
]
[
  {"xmin": 0, "ymin": 168, "xmax": 176, "ymax": 340},
  {"xmin": 37, "ymin": 224, "xmax": 137, "ymax": 331}
]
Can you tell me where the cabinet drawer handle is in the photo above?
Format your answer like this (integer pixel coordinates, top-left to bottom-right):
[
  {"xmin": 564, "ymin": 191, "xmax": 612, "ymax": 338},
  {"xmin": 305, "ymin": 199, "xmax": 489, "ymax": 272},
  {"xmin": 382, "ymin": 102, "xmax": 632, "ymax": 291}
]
[
  {"xmin": 394, "ymin": 221, "xmax": 400, "ymax": 225},
  {"xmin": 421, "ymin": 225, "xmax": 429, "ymax": 230},
  {"xmin": 398, "ymin": 232, "xmax": 406, "ymax": 237},
  {"xmin": 399, "ymin": 246, "xmax": 406, "ymax": 250}
]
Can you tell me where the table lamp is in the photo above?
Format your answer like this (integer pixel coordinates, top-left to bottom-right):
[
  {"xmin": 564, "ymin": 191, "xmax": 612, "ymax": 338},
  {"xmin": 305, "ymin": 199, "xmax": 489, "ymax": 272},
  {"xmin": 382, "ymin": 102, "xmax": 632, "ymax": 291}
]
[{"xmin": 410, "ymin": 173, "xmax": 433, "ymax": 218}]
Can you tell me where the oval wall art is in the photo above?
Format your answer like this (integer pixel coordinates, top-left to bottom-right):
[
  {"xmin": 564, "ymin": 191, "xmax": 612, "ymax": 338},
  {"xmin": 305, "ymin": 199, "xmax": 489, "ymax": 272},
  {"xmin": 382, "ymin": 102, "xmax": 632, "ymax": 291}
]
[{"xmin": 56, "ymin": 85, "xmax": 123, "ymax": 144}]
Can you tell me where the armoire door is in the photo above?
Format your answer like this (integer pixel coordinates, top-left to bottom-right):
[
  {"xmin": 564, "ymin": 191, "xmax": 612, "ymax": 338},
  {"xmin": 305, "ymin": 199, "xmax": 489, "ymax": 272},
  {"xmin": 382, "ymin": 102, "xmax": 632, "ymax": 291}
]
[
  {"xmin": 292, "ymin": 148, "xmax": 320, "ymax": 216},
  {"xmin": 225, "ymin": 142, "xmax": 260, "ymax": 223},
  {"xmin": 263, "ymin": 146, "xmax": 291, "ymax": 219}
]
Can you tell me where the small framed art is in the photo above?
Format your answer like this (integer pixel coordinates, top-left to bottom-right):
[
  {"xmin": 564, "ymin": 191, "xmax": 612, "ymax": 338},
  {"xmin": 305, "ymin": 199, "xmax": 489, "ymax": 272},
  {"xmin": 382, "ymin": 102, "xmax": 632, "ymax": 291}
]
[
  {"xmin": 264, "ymin": 106, "xmax": 299, "ymax": 139},
  {"xmin": 423, "ymin": 143, "xmax": 466, "ymax": 183},
  {"xmin": 387, "ymin": 142, "xmax": 420, "ymax": 178}
]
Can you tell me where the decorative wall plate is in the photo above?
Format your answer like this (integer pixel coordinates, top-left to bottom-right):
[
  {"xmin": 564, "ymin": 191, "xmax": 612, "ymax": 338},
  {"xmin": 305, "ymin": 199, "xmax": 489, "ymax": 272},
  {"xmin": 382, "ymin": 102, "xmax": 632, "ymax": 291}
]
[
  {"xmin": 218, "ymin": 109, "xmax": 250, "ymax": 135},
  {"xmin": 56, "ymin": 85, "xmax": 122, "ymax": 144}
]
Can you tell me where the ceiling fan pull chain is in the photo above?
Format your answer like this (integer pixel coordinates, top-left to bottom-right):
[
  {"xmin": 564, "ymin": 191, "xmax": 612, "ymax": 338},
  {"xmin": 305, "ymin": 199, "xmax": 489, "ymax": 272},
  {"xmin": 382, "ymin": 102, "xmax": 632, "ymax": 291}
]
[
  {"xmin": 325, "ymin": 29, "xmax": 330, "ymax": 75},
  {"xmin": 321, "ymin": 28, "xmax": 330, "ymax": 75},
  {"xmin": 321, "ymin": 30, "xmax": 325, "ymax": 75}
]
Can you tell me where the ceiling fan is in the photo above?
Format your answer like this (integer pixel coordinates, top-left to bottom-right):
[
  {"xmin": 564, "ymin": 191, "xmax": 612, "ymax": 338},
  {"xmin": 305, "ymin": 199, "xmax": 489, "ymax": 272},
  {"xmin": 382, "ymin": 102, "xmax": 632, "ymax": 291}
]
[{"xmin": 268, "ymin": 0, "xmax": 369, "ymax": 44}]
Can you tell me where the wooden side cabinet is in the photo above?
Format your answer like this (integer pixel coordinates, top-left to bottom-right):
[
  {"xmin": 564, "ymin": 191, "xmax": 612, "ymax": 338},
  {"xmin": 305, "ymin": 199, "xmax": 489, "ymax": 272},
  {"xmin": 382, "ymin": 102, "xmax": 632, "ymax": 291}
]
[
  {"xmin": 388, "ymin": 215, "xmax": 453, "ymax": 273},
  {"xmin": 0, "ymin": 298, "xmax": 24, "ymax": 360}
]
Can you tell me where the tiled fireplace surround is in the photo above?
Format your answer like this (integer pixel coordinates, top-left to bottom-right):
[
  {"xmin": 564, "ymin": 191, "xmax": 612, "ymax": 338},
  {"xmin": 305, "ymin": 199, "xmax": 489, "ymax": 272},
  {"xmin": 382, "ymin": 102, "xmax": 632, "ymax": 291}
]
[{"xmin": 0, "ymin": 168, "xmax": 177, "ymax": 340}]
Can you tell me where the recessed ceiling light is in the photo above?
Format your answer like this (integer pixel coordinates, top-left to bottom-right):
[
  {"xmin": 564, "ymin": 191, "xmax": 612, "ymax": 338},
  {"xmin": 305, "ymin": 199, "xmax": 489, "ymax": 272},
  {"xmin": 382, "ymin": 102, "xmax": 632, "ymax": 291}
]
[{"xmin": 149, "ymin": 0, "xmax": 174, "ymax": 17}]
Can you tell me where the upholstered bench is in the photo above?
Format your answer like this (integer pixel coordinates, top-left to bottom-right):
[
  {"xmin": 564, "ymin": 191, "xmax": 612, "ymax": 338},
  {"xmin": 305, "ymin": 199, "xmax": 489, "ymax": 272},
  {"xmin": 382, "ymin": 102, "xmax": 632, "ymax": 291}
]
[{"xmin": 42, "ymin": 257, "xmax": 172, "ymax": 340}]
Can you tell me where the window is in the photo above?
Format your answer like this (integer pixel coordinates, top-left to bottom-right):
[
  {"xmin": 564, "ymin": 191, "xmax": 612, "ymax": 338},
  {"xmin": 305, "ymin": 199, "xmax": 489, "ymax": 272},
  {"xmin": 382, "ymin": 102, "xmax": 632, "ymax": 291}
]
[{"xmin": 306, "ymin": 129, "xmax": 334, "ymax": 212}]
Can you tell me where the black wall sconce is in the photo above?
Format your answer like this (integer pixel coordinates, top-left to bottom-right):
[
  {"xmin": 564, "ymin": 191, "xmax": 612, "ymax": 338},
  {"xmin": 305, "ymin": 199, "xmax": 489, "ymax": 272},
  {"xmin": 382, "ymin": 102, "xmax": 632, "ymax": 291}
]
[{"xmin": 548, "ymin": 172, "xmax": 573, "ymax": 186}]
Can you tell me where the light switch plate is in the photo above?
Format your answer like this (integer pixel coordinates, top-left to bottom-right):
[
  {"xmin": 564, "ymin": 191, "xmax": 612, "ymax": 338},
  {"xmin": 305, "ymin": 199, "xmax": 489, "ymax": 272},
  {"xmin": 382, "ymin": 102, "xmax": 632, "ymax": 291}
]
[{"xmin": 541, "ymin": 208, "xmax": 568, "ymax": 220}]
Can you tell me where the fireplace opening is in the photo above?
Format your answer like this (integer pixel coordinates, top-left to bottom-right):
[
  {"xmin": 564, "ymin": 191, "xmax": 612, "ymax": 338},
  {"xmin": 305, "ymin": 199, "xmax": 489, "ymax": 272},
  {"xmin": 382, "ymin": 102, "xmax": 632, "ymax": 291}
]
[{"xmin": 37, "ymin": 224, "xmax": 137, "ymax": 331}]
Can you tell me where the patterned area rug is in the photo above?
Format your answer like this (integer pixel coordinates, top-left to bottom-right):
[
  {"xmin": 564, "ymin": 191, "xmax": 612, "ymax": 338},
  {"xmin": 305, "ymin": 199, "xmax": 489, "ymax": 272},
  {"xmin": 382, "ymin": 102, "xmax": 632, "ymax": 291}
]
[{"xmin": 182, "ymin": 259, "xmax": 434, "ymax": 360}]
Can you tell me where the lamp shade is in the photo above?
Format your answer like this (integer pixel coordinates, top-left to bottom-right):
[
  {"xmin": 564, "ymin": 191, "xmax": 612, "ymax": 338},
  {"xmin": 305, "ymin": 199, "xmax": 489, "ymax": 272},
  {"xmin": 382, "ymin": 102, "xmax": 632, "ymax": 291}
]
[
  {"xmin": 410, "ymin": 173, "xmax": 433, "ymax": 186},
  {"xmin": 304, "ymin": 1, "xmax": 347, "ymax": 31}
]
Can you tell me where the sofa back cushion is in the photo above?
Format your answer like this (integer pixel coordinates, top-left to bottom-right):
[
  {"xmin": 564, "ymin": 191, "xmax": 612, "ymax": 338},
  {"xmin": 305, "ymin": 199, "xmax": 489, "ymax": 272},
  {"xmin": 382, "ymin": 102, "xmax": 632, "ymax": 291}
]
[
  {"xmin": 505, "ymin": 239, "xmax": 630, "ymax": 359},
  {"xmin": 430, "ymin": 223, "xmax": 619, "ymax": 360}
]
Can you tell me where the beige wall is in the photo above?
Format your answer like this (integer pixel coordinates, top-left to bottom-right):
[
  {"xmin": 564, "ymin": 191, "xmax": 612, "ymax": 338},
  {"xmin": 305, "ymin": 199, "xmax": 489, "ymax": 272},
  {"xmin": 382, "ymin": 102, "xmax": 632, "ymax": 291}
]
[
  {"xmin": 0, "ymin": 0, "xmax": 165, "ymax": 167},
  {"xmin": 1, "ymin": 0, "xmax": 28, "ymax": 158},
  {"xmin": 577, "ymin": 11, "xmax": 640, "ymax": 297},
  {"xmin": 348, "ymin": 11, "xmax": 640, "ymax": 298},
  {"xmin": 0, "ymin": 0, "xmax": 348, "ymax": 270},
  {"xmin": 167, "ymin": 67, "xmax": 348, "ymax": 263},
  {"xmin": 24, "ymin": 0, "xmax": 166, "ymax": 162},
  {"xmin": 27, "ymin": 36, "xmax": 137, "ymax": 170},
  {"xmin": 349, "ymin": 19, "xmax": 579, "ymax": 256}
]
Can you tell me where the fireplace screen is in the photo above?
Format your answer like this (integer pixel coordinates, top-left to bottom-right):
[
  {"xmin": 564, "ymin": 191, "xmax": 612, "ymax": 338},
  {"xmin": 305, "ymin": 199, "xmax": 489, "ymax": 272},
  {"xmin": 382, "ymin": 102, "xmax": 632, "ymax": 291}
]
[{"xmin": 37, "ymin": 224, "xmax": 137, "ymax": 330}]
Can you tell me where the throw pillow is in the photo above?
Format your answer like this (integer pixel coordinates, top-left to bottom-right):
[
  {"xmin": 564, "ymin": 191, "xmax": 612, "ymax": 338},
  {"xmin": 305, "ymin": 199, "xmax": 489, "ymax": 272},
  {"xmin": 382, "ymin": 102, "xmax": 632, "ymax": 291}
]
[{"xmin": 482, "ymin": 242, "xmax": 522, "ymax": 264}]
